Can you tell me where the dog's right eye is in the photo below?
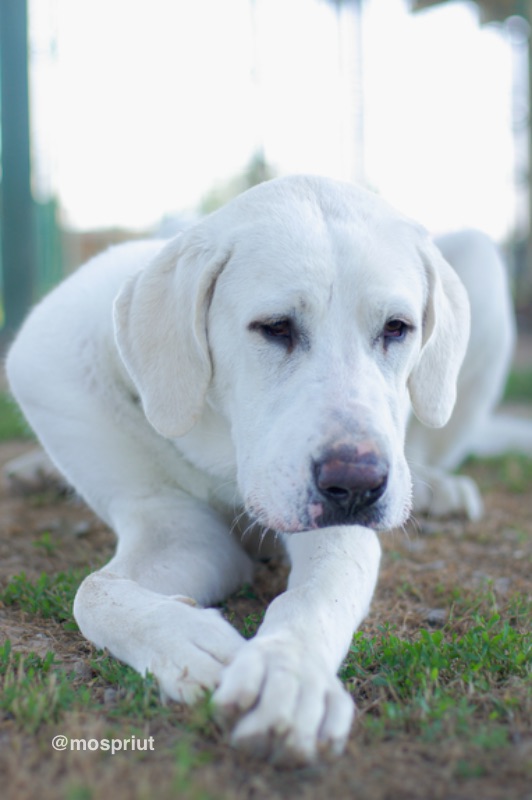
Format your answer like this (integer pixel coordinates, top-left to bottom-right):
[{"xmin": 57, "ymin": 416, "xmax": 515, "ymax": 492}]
[{"xmin": 249, "ymin": 318, "xmax": 295, "ymax": 349}]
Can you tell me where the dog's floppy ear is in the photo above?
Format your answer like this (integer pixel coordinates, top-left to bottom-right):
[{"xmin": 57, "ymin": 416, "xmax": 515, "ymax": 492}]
[
  {"xmin": 408, "ymin": 237, "xmax": 470, "ymax": 428},
  {"xmin": 113, "ymin": 232, "xmax": 230, "ymax": 439}
]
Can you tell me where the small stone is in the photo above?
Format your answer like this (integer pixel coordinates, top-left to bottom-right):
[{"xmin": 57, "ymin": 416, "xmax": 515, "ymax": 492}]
[
  {"xmin": 104, "ymin": 688, "xmax": 118, "ymax": 705},
  {"xmin": 424, "ymin": 608, "xmax": 448, "ymax": 627},
  {"xmin": 72, "ymin": 521, "xmax": 91, "ymax": 537},
  {"xmin": 72, "ymin": 660, "xmax": 92, "ymax": 680},
  {"xmin": 494, "ymin": 577, "xmax": 511, "ymax": 596},
  {"xmin": 417, "ymin": 560, "xmax": 446, "ymax": 572}
]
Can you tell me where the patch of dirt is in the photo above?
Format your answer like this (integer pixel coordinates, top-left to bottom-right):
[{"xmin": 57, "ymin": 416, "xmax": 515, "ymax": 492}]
[{"xmin": 0, "ymin": 438, "xmax": 531, "ymax": 800}]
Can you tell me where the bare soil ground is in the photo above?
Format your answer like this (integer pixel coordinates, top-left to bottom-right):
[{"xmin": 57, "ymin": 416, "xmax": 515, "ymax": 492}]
[{"xmin": 0, "ymin": 432, "xmax": 531, "ymax": 800}]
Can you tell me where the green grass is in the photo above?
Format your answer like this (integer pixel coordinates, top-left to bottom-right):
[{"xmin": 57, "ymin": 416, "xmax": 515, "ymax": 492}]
[
  {"xmin": 0, "ymin": 638, "xmax": 179, "ymax": 732},
  {"xmin": 90, "ymin": 655, "xmax": 171, "ymax": 720},
  {"xmin": 343, "ymin": 603, "xmax": 532, "ymax": 745},
  {"xmin": 32, "ymin": 530, "xmax": 60, "ymax": 556},
  {"xmin": 1, "ymin": 647, "xmax": 198, "ymax": 735},
  {"xmin": 0, "ymin": 569, "xmax": 217, "ymax": 734},
  {"xmin": 0, "ymin": 642, "xmax": 91, "ymax": 734},
  {"xmin": 3, "ymin": 570, "xmax": 530, "ymax": 758},
  {"xmin": 0, "ymin": 578, "xmax": 530, "ymax": 797},
  {"xmin": 0, "ymin": 391, "xmax": 33, "ymax": 440},
  {"xmin": 3, "ymin": 603, "xmax": 529, "ymax": 751},
  {"xmin": 0, "ymin": 634, "xmax": 221, "ymax": 800},
  {"xmin": 1, "ymin": 569, "xmax": 88, "ymax": 627},
  {"xmin": 504, "ymin": 368, "xmax": 532, "ymax": 403},
  {"xmin": 466, "ymin": 453, "xmax": 532, "ymax": 494}
]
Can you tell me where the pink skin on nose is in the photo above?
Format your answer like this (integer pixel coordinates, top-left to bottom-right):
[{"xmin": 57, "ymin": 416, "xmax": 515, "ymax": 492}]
[
  {"xmin": 308, "ymin": 502, "xmax": 324, "ymax": 529},
  {"xmin": 355, "ymin": 440, "xmax": 378, "ymax": 457}
]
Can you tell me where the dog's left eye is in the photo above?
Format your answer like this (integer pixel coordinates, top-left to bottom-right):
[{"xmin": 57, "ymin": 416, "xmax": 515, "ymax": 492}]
[{"xmin": 383, "ymin": 319, "xmax": 409, "ymax": 342}]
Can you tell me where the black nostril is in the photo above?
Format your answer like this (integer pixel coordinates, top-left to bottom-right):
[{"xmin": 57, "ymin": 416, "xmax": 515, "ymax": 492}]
[
  {"xmin": 318, "ymin": 475, "xmax": 387, "ymax": 508},
  {"xmin": 321, "ymin": 484, "xmax": 352, "ymax": 503},
  {"xmin": 362, "ymin": 477, "xmax": 388, "ymax": 504}
]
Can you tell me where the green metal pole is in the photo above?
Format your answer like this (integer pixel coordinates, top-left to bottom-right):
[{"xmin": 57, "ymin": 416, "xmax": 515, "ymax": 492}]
[{"xmin": 0, "ymin": 0, "xmax": 35, "ymax": 340}]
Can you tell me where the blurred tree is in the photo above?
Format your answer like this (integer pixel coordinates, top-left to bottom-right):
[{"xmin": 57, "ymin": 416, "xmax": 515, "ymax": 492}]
[
  {"xmin": 411, "ymin": 0, "xmax": 532, "ymax": 309},
  {"xmin": 411, "ymin": 1, "xmax": 524, "ymax": 22},
  {"xmin": 199, "ymin": 152, "xmax": 276, "ymax": 214}
]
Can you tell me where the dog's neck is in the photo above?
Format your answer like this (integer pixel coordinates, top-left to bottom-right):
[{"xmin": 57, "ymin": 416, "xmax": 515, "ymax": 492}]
[{"xmin": 172, "ymin": 399, "xmax": 239, "ymax": 510}]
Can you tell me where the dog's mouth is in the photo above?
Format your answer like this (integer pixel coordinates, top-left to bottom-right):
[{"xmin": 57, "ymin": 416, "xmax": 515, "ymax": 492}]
[
  {"xmin": 245, "ymin": 494, "xmax": 392, "ymax": 535},
  {"xmin": 307, "ymin": 498, "xmax": 388, "ymax": 531}
]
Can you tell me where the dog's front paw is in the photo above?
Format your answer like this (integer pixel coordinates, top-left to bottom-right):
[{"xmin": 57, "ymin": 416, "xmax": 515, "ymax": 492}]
[
  {"xmin": 142, "ymin": 603, "xmax": 246, "ymax": 705},
  {"xmin": 74, "ymin": 576, "xmax": 246, "ymax": 706},
  {"xmin": 3, "ymin": 447, "xmax": 66, "ymax": 494},
  {"xmin": 412, "ymin": 469, "xmax": 483, "ymax": 521},
  {"xmin": 212, "ymin": 635, "xmax": 354, "ymax": 766}
]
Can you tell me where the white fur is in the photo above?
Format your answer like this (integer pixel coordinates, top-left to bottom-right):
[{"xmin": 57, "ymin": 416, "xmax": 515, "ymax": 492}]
[{"xmin": 5, "ymin": 176, "xmax": 530, "ymax": 764}]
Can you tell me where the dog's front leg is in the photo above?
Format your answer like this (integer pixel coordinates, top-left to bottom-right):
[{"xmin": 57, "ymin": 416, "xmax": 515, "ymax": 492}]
[
  {"xmin": 213, "ymin": 526, "xmax": 381, "ymax": 765},
  {"xmin": 73, "ymin": 493, "xmax": 254, "ymax": 704}
]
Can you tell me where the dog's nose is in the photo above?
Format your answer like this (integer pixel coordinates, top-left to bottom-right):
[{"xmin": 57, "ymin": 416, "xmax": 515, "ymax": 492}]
[{"xmin": 313, "ymin": 446, "xmax": 388, "ymax": 516}]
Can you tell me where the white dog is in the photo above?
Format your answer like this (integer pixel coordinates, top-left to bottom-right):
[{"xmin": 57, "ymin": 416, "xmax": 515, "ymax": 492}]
[{"xmin": 5, "ymin": 176, "xmax": 531, "ymax": 765}]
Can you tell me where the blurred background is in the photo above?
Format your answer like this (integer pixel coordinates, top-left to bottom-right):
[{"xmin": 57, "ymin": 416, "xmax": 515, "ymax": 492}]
[{"xmin": 1, "ymin": 0, "xmax": 532, "ymax": 343}]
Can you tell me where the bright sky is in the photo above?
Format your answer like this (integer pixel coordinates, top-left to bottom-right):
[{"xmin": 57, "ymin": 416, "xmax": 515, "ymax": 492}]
[{"xmin": 29, "ymin": 0, "xmax": 520, "ymax": 240}]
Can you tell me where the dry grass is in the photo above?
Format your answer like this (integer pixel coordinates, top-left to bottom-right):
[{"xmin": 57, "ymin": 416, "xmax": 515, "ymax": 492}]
[{"xmin": 0, "ymin": 437, "xmax": 531, "ymax": 800}]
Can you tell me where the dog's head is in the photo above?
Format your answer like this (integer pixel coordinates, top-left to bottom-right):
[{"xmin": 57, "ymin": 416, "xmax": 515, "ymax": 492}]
[{"xmin": 114, "ymin": 176, "xmax": 470, "ymax": 532}]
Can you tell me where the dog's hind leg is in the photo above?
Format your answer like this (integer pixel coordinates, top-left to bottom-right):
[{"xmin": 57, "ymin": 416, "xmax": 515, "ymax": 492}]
[
  {"xmin": 467, "ymin": 412, "xmax": 532, "ymax": 459},
  {"xmin": 406, "ymin": 230, "xmax": 518, "ymax": 519},
  {"xmin": 3, "ymin": 447, "xmax": 65, "ymax": 494}
]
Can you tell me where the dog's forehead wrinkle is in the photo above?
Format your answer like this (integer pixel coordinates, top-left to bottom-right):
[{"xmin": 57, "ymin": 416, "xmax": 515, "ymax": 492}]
[
  {"xmin": 215, "ymin": 259, "xmax": 335, "ymax": 334},
  {"xmin": 202, "ymin": 176, "xmax": 425, "ymax": 269},
  {"xmin": 215, "ymin": 216, "xmax": 425, "ymax": 328}
]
